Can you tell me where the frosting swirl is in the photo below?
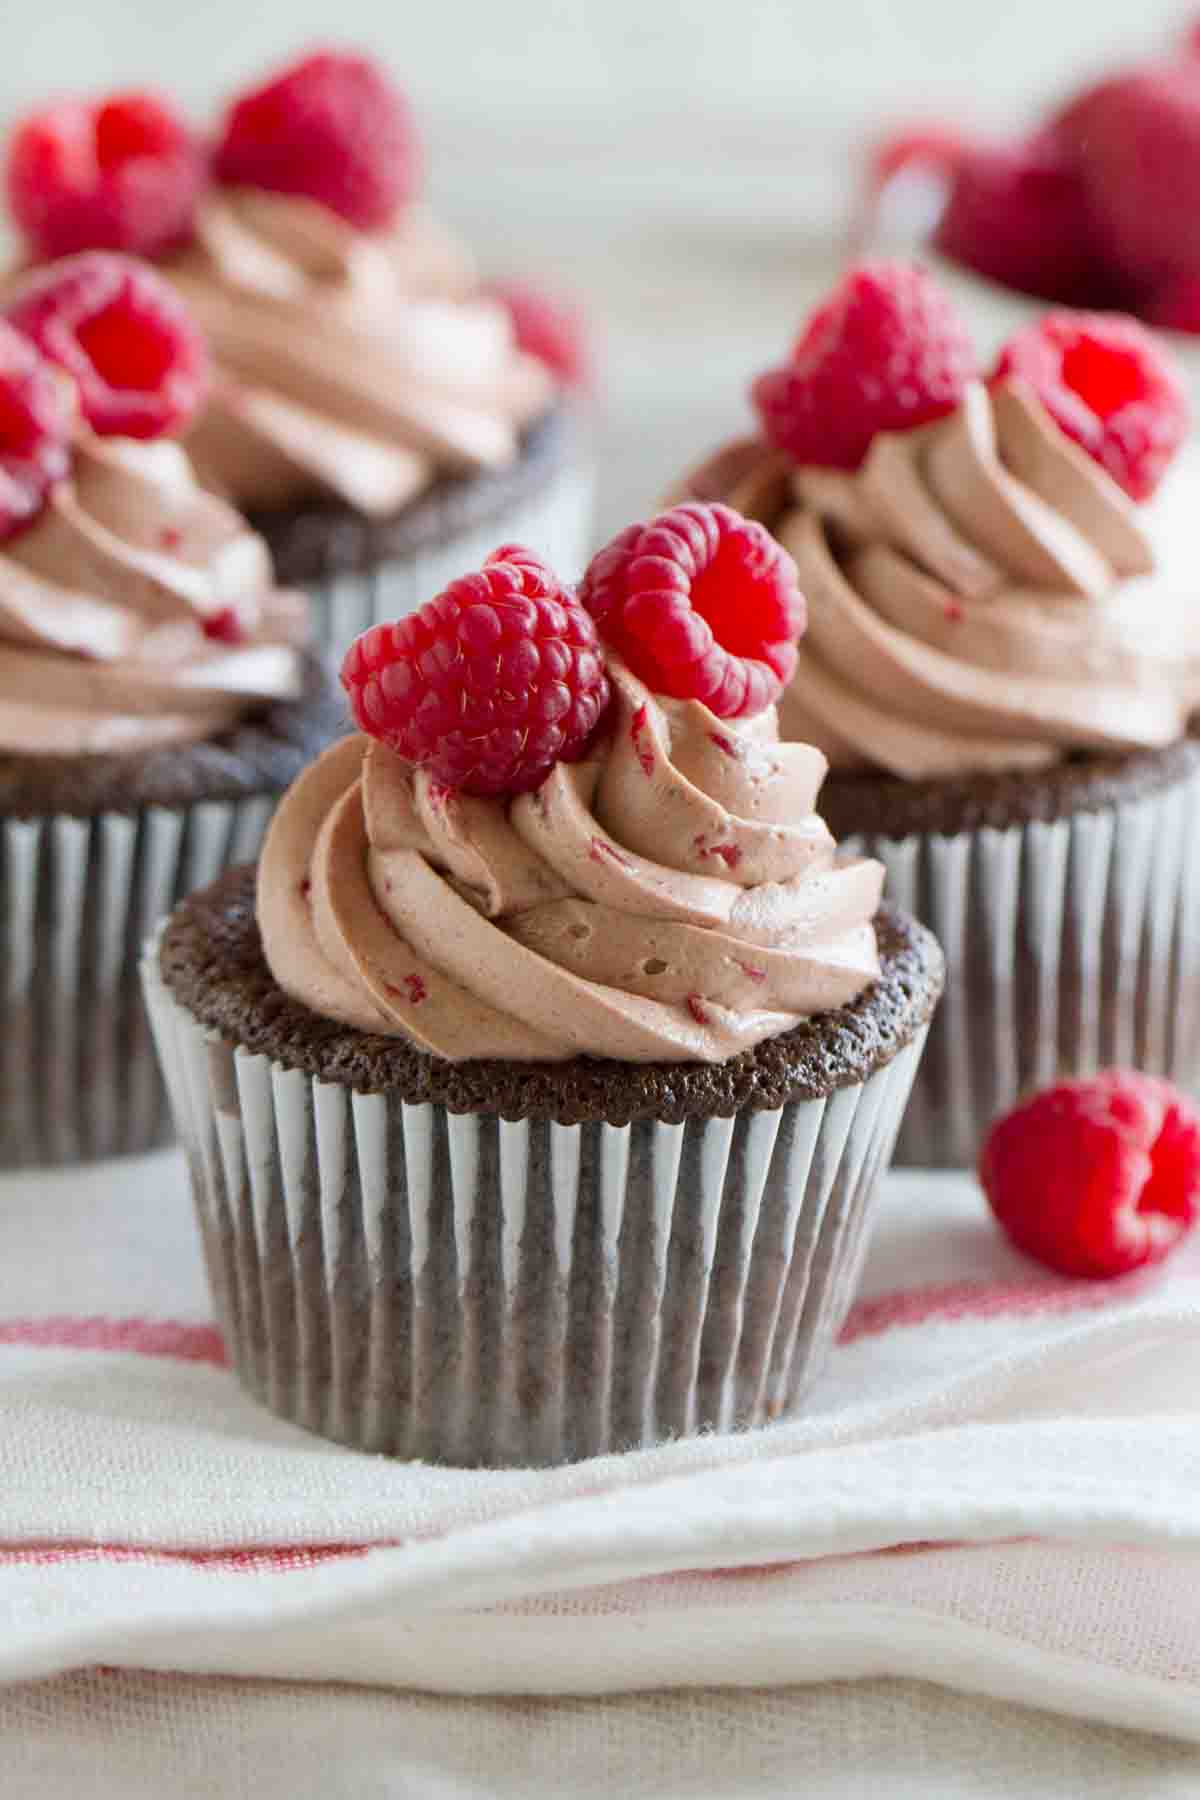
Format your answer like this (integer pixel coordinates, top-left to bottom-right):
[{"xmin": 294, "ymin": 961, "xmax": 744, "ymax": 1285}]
[
  {"xmin": 0, "ymin": 429, "xmax": 307, "ymax": 756},
  {"xmin": 166, "ymin": 192, "xmax": 555, "ymax": 516},
  {"xmin": 677, "ymin": 381, "xmax": 1200, "ymax": 779},
  {"xmin": 259, "ymin": 663, "xmax": 883, "ymax": 1062}
]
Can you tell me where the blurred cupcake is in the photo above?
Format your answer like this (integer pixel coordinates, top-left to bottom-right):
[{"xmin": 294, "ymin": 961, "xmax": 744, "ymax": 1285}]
[
  {"xmin": 2, "ymin": 51, "xmax": 594, "ymax": 655},
  {"xmin": 0, "ymin": 251, "xmax": 335, "ymax": 1168},
  {"xmin": 143, "ymin": 511, "xmax": 941, "ymax": 1466},
  {"xmin": 672, "ymin": 261, "xmax": 1200, "ymax": 1166}
]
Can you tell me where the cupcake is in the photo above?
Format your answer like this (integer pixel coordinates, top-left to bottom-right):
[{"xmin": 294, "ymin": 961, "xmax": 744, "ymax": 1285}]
[
  {"xmin": 143, "ymin": 509, "xmax": 941, "ymax": 1465},
  {"xmin": 2, "ymin": 52, "xmax": 594, "ymax": 655},
  {"xmin": 673, "ymin": 261, "xmax": 1200, "ymax": 1166},
  {"xmin": 0, "ymin": 251, "xmax": 336, "ymax": 1169}
]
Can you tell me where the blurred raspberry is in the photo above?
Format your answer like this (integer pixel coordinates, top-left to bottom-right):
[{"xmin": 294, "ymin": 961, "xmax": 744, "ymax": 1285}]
[
  {"xmin": 5, "ymin": 90, "xmax": 204, "ymax": 260},
  {"xmin": 992, "ymin": 309, "xmax": 1188, "ymax": 500},
  {"xmin": 214, "ymin": 47, "xmax": 418, "ymax": 231},
  {"xmin": 934, "ymin": 133, "xmax": 1099, "ymax": 303},
  {"xmin": 751, "ymin": 261, "xmax": 976, "ymax": 470},
  {"xmin": 0, "ymin": 319, "xmax": 71, "ymax": 543},
  {"xmin": 5, "ymin": 251, "xmax": 208, "ymax": 440},
  {"xmin": 481, "ymin": 279, "xmax": 593, "ymax": 392}
]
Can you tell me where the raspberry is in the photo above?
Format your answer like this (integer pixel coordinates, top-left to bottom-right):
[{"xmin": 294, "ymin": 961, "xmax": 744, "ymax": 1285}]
[
  {"xmin": 214, "ymin": 48, "xmax": 418, "ymax": 232},
  {"xmin": 578, "ymin": 502, "xmax": 805, "ymax": 719},
  {"xmin": 480, "ymin": 279, "xmax": 593, "ymax": 391},
  {"xmin": 340, "ymin": 545, "xmax": 610, "ymax": 797},
  {"xmin": 0, "ymin": 319, "xmax": 71, "ymax": 544},
  {"xmin": 1054, "ymin": 66, "xmax": 1200, "ymax": 287},
  {"xmin": 751, "ymin": 262, "xmax": 976, "ymax": 471},
  {"xmin": 979, "ymin": 1071, "xmax": 1200, "ymax": 1280},
  {"xmin": 933, "ymin": 133, "xmax": 1099, "ymax": 305},
  {"xmin": 991, "ymin": 310, "xmax": 1188, "ymax": 501},
  {"xmin": 4, "ymin": 252, "xmax": 208, "ymax": 441},
  {"xmin": 4, "ymin": 90, "xmax": 204, "ymax": 261}
]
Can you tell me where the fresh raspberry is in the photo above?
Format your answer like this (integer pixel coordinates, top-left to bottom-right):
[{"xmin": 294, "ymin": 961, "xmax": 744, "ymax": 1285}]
[
  {"xmin": 980, "ymin": 1071, "xmax": 1200, "ymax": 1280},
  {"xmin": 0, "ymin": 319, "xmax": 72, "ymax": 544},
  {"xmin": 4, "ymin": 252, "xmax": 208, "ymax": 441},
  {"xmin": 991, "ymin": 310, "xmax": 1188, "ymax": 501},
  {"xmin": 578, "ymin": 502, "xmax": 805, "ymax": 718},
  {"xmin": 751, "ymin": 262, "xmax": 976, "ymax": 471},
  {"xmin": 933, "ymin": 133, "xmax": 1099, "ymax": 305},
  {"xmin": 1054, "ymin": 66, "xmax": 1200, "ymax": 287},
  {"xmin": 481, "ymin": 279, "xmax": 593, "ymax": 392},
  {"xmin": 340, "ymin": 545, "xmax": 610, "ymax": 797},
  {"xmin": 214, "ymin": 48, "xmax": 418, "ymax": 231},
  {"xmin": 5, "ymin": 90, "xmax": 205, "ymax": 262}
]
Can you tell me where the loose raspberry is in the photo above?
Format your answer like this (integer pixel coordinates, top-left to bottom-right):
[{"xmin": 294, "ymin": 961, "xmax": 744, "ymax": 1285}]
[
  {"xmin": 340, "ymin": 545, "xmax": 610, "ymax": 797},
  {"xmin": 1054, "ymin": 66, "xmax": 1200, "ymax": 288},
  {"xmin": 4, "ymin": 252, "xmax": 208, "ymax": 441},
  {"xmin": 0, "ymin": 319, "xmax": 71, "ymax": 544},
  {"xmin": 214, "ymin": 48, "xmax": 418, "ymax": 231},
  {"xmin": 5, "ymin": 90, "xmax": 204, "ymax": 262},
  {"xmin": 578, "ymin": 502, "xmax": 805, "ymax": 718},
  {"xmin": 933, "ymin": 133, "xmax": 1099, "ymax": 305},
  {"xmin": 752, "ymin": 262, "xmax": 976, "ymax": 471},
  {"xmin": 991, "ymin": 310, "xmax": 1188, "ymax": 501},
  {"xmin": 980, "ymin": 1071, "xmax": 1200, "ymax": 1280},
  {"xmin": 481, "ymin": 279, "xmax": 593, "ymax": 391}
]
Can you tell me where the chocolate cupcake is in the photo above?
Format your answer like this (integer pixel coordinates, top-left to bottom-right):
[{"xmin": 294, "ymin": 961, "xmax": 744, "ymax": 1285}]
[
  {"xmin": 0, "ymin": 253, "xmax": 337, "ymax": 1168},
  {"xmin": 2, "ymin": 52, "xmax": 593, "ymax": 654},
  {"xmin": 674, "ymin": 263, "xmax": 1200, "ymax": 1165},
  {"xmin": 143, "ymin": 516, "xmax": 941, "ymax": 1465}
]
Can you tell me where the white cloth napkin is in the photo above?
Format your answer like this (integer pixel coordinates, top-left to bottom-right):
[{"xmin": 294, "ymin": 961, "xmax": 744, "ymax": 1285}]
[{"xmin": 0, "ymin": 1147, "xmax": 1198, "ymax": 1791}]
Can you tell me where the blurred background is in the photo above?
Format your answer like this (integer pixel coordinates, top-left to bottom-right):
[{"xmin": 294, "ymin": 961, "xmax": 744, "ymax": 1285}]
[{"xmin": 0, "ymin": 0, "xmax": 1189, "ymax": 534}]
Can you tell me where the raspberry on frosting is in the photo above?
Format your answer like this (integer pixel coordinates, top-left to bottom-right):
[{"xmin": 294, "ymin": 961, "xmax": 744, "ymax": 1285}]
[
  {"xmin": 341, "ymin": 545, "xmax": 610, "ymax": 797},
  {"xmin": 991, "ymin": 310, "xmax": 1189, "ymax": 501},
  {"xmin": 751, "ymin": 262, "xmax": 976, "ymax": 471},
  {"xmin": 0, "ymin": 319, "xmax": 72, "ymax": 544},
  {"xmin": 4, "ymin": 251, "xmax": 208, "ymax": 442},
  {"xmin": 214, "ymin": 47, "xmax": 419, "ymax": 231},
  {"xmin": 980, "ymin": 1071, "xmax": 1200, "ymax": 1280},
  {"xmin": 578, "ymin": 502, "xmax": 805, "ymax": 719},
  {"xmin": 5, "ymin": 89, "xmax": 205, "ymax": 261}
]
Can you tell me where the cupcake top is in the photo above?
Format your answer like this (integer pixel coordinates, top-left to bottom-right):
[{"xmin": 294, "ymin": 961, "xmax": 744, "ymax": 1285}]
[
  {"xmin": 259, "ymin": 511, "xmax": 886, "ymax": 1064},
  {"xmin": 3, "ymin": 52, "xmax": 566, "ymax": 522},
  {"xmin": 677, "ymin": 263, "xmax": 1199, "ymax": 780},
  {"xmin": 0, "ymin": 252, "xmax": 307, "ymax": 758}
]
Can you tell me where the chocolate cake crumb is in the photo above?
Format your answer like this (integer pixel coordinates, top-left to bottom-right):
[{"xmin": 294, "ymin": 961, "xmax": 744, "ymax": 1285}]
[{"xmin": 158, "ymin": 866, "xmax": 944, "ymax": 1124}]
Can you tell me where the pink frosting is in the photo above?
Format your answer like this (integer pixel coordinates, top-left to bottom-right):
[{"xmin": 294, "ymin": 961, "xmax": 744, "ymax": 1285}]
[
  {"xmin": 166, "ymin": 193, "xmax": 555, "ymax": 516},
  {"xmin": 0, "ymin": 430, "xmax": 307, "ymax": 755},
  {"xmin": 677, "ymin": 381, "xmax": 1200, "ymax": 779},
  {"xmin": 258, "ymin": 662, "xmax": 883, "ymax": 1063}
]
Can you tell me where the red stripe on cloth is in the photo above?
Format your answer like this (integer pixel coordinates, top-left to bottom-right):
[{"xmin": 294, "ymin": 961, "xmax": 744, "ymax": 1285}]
[
  {"xmin": 838, "ymin": 1271, "xmax": 1160, "ymax": 1343},
  {"xmin": 0, "ymin": 1316, "xmax": 227, "ymax": 1363},
  {"xmin": 0, "ymin": 1541, "xmax": 374, "ymax": 1572}
]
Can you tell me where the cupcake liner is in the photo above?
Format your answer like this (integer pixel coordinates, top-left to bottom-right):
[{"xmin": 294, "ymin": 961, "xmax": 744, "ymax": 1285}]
[
  {"xmin": 2, "ymin": 797, "xmax": 275, "ymax": 1170},
  {"xmin": 143, "ymin": 943, "xmax": 926, "ymax": 1467},
  {"xmin": 847, "ymin": 759, "xmax": 1200, "ymax": 1168},
  {"xmin": 308, "ymin": 459, "xmax": 595, "ymax": 657}
]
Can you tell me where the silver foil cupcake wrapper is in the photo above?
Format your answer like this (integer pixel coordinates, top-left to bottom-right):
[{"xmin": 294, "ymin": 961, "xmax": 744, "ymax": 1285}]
[
  {"xmin": 849, "ymin": 761, "xmax": 1200, "ymax": 1169},
  {"xmin": 143, "ymin": 946, "xmax": 926, "ymax": 1466},
  {"xmin": 309, "ymin": 461, "xmax": 595, "ymax": 656},
  {"xmin": 1, "ymin": 798, "xmax": 276, "ymax": 1170}
]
